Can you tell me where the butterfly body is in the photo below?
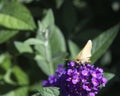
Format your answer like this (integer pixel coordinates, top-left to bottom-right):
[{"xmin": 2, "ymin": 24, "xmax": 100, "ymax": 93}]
[{"xmin": 74, "ymin": 40, "xmax": 92, "ymax": 64}]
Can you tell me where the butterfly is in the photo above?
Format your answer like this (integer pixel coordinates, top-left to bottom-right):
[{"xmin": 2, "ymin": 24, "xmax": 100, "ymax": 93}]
[{"xmin": 74, "ymin": 40, "xmax": 92, "ymax": 64}]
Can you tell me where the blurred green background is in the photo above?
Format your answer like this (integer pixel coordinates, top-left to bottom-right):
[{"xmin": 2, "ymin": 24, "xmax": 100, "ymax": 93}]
[{"xmin": 0, "ymin": 0, "xmax": 120, "ymax": 96}]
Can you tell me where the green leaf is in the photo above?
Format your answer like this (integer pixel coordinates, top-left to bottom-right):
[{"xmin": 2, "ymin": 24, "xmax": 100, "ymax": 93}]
[
  {"xmin": 50, "ymin": 26, "xmax": 66, "ymax": 56},
  {"xmin": 24, "ymin": 38, "xmax": 44, "ymax": 45},
  {"xmin": 35, "ymin": 10, "xmax": 66, "ymax": 76},
  {"xmin": 91, "ymin": 25, "xmax": 119, "ymax": 63},
  {"xmin": 36, "ymin": 86, "xmax": 60, "ymax": 96},
  {"xmin": 12, "ymin": 65, "xmax": 29, "ymax": 85},
  {"xmin": 41, "ymin": 9, "xmax": 54, "ymax": 29},
  {"xmin": 2, "ymin": 86, "xmax": 29, "ymax": 96},
  {"xmin": 55, "ymin": 0, "xmax": 64, "ymax": 8},
  {"xmin": 14, "ymin": 41, "xmax": 33, "ymax": 53},
  {"xmin": 68, "ymin": 40, "xmax": 80, "ymax": 59},
  {"xmin": 73, "ymin": 0, "xmax": 86, "ymax": 8},
  {"xmin": 30, "ymin": 82, "xmax": 42, "ymax": 92},
  {"xmin": 0, "ymin": 1, "xmax": 36, "ymax": 30},
  {"xmin": 0, "ymin": 30, "xmax": 18, "ymax": 44},
  {"xmin": 100, "ymin": 51, "xmax": 112, "ymax": 66},
  {"xmin": 51, "ymin": 52, "xmax": 67, "ymax": 66},
  {"xmin": 0, "ymin": 54, "xmax": 29, "ymax": 96},
  {"xmin": 0, "ymin": 53, "xmax": 29, "ymax": 85},
  {"xmin": 0, "ymin": 53, "xmax": 14, "ymax": 84},
  {"xmin": 42, "ymin": 87, "xmax": 60, "ymax": 96},
  {"xmin": 35, "ymin": 25, "xmax": 67, "ymax": 75},
  {"xmin": 0, "ymin": 53, "xmax": 11, "ymax": 71},
  {"xmin": 35, "ymin": 26, "xmax": 53, "ymax": 75},
  {"xmin": 35, "ymin": 55, "xmax": 51, "ymax": 76},
  {"xmin": 104, "ymin": 72, "xmax": 115, "ymax": 81},
  {"xmin": 3, "ymin": 69, "xmax": 15, "ymax": 84}
]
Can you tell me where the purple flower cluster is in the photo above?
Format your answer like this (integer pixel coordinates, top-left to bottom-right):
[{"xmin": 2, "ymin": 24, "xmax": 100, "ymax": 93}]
[{"xmin": 42, "ymin": 61, "xmax": 107, "ymax": 96}]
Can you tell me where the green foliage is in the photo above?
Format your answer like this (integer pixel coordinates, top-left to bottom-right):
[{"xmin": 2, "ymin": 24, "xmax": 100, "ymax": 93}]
[
  {"xmin": 91, "ymin": 25, "xmax": 119, "ymax": 63},
  {"xmin": 104, "ymin": 72, "xmax": 115, "ymax": 81},
  {"xmin": 68, "ymin": 40, "xmax": 80, "ymax": 59},
  {"xmin": 0, "ymin": 30, "xmax": 18, "ymax": 44},
  {"xmin": 15, "ymin": 9, "xmax": 67, "ymax": 75},
  {"xmin": 0, "ymin": 0, "xmax": 119, "ymax": 96},
  {"xmin": 14, "ymin": 41, "xmax": 33, "ymax": 53},
  {"xmin": 55, "ymin": 0, "xmax": 64, "ymax": 8},
  {"xmin": 0, "ymin": 53, "xmax": 29, "ymax": 96},
  {"xmin": 0, "ymin": 1, "xmax": 36, "ymax": 30},
  {"xmin": 35, "ymin": 86, "xmax": 60, "ymax": 96},
  {"xmin": 3, "ymin": 86, "xmax": 29, "ymax": 96},
  {"xmin": 12, "ymin": 65, "xmax": 29, "ymax": 85}
]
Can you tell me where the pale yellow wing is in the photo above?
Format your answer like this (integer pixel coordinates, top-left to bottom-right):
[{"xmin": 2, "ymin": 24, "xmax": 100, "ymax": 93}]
[{"xmin": 74, "ymin": 40, "xmax": 92, "ymax": 64}]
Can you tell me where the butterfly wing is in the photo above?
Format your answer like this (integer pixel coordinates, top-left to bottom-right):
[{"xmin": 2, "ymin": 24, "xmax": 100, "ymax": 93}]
[{"xmin": 74, "ymin": 40, "xmax": 92, "ymax": 64}]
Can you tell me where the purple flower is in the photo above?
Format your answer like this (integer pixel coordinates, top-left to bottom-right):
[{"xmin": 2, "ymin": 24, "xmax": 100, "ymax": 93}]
[
  {"xmin": 82, "ymin": 70, "xmax": 89, "ymax": 76},
  {"xmin": 42, "ymin": 80, "xmax": 48, "ymax": 86},
  {"xmin": 48, "ymin": 75, "xmax": 57, "ymax": 84},
  {"xmin": 102, "ymin": 77, "xmax": 107, "ymax": 86},
  {"xmin": 83, "ymin": 84, "xmax": 91, "ymax": 91},
  {"xmin": 56, "ymin": 64, "xmax": 65, "ymax": 77},
  {"xmin": 42, "ymin": 61, "xmax": 107, "ymax": 96},
  {"xmin": 91, "ymin": 78, "xmax": 99, "ymax": 86},
  {"xmin": 69, "ymin": 61, "xmax": 75, "ymax": 67},
  {"xmin": 88, "ymin": 92, "xmax": 95, "ymax": 96}
]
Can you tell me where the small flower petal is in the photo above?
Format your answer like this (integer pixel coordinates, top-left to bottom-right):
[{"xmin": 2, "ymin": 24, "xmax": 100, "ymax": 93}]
[
  {"xmin": 88, "ymin": 92, "xmax": 95, "ymax": 96},
  {"xmin": 92, "ymin": 78, "xmax": 99, "ymax": 86},
  {"xmin": 82, "ymin": 70, "xmax": 89, "ymax": 76}
]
